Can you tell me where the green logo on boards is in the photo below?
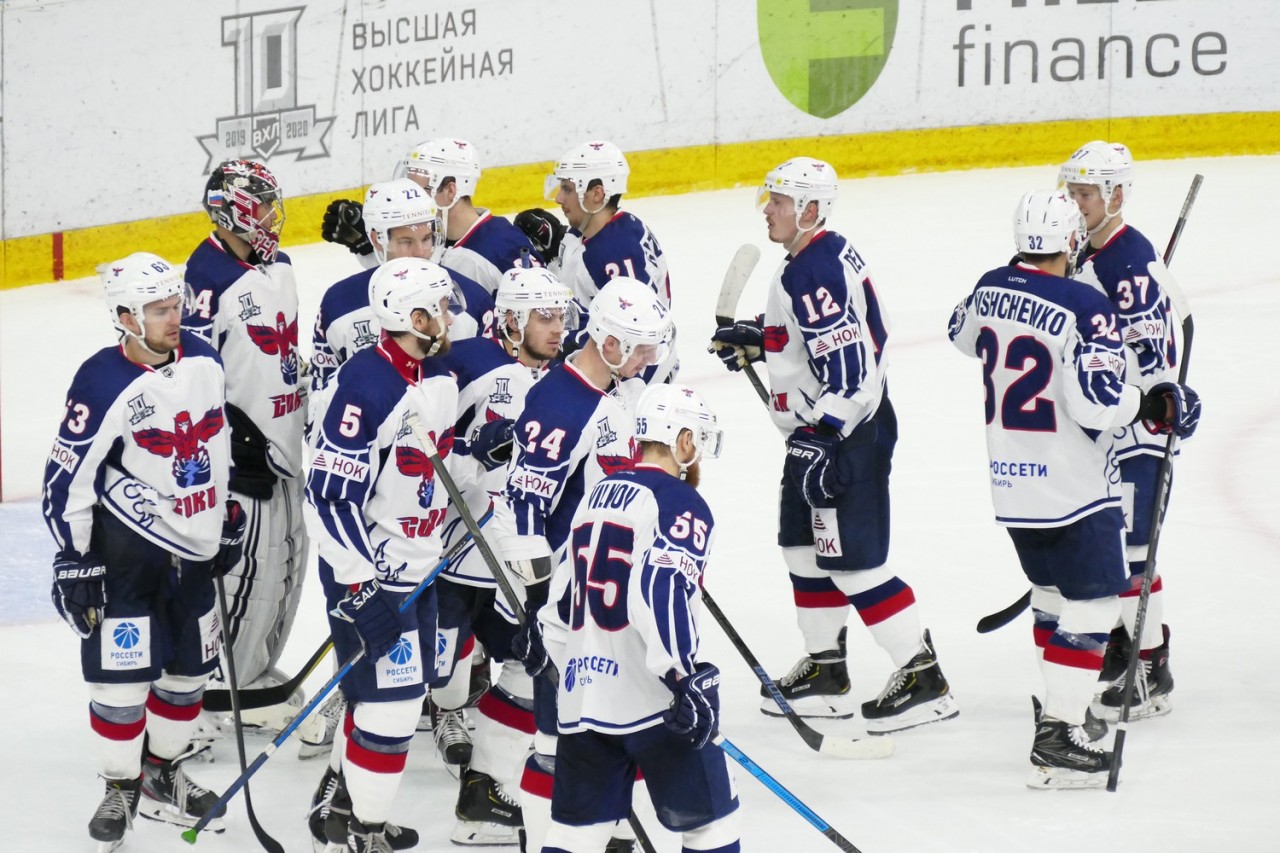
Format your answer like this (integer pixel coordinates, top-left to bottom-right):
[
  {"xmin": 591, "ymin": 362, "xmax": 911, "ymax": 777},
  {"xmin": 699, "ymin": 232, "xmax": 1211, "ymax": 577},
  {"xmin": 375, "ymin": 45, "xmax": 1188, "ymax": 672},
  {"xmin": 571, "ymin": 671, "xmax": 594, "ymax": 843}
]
[{"xmin": 758, "ymin": 0, "xmax": 898, "ymax": 119}]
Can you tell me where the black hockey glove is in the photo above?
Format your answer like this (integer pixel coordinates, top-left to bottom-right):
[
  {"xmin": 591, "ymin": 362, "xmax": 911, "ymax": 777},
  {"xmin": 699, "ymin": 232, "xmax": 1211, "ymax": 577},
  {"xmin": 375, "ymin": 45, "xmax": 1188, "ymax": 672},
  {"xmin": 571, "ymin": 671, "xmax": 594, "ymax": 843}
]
[
  {"xmin": 212, "ymin": 500, "xmax": 247, "ymax": 577},
  {"xmin": 1147, "ymin": 381, "xmax": 1201, "ymax": 438},
  {"xmin": 331, "ymin": 579, "xmax": 402, "ymax": 660},
  {"xmin": 515, "ymin": 208, "xmax": 566, "ymax": 261},
  {"xmin": 708, "ymin": 317, "xmax": 765, "ymax": 372},
  {"xmin": 785, "ymin": 425, "xmax": 842, "ymax": 507},
  {"xmin": 471, "ymin": 416, "xmax": 515, "ymax": 472},
  {"xmin": 662, "ymin": 662, "xmax": 721, "ymax": 749},
  {"xmin": 322, "ymin": 199, "xmax": 374, "ymax": 257},
  {"xmin": 51, "ymin": 551, "xmax": 107, "ymax": 638},
  {"xmin": 510, "ymin": 618, "xmax": 551, "ymax": 678}
]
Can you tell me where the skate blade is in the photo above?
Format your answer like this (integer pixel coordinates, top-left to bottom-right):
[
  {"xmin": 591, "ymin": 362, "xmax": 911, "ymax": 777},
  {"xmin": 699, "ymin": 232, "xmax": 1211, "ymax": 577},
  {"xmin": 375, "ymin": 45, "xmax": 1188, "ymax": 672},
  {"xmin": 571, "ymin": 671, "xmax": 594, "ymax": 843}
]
[
  {"xmin": 1096, "ymin": 695, "xmax": 1172, "ymax": 723},
  {"xmin": 97, "ymin": 841, "xmax": 125, "ymax": 853},
  {"xmin": 297, "ymin": 738, "xmax": 335, "ymax": 760},
  {"xmin": 1027, "ymin": 765, "xmax": 1108, "ymax": 790},
  {"xmin": 759, "ymin": 693, "xmax": 856, "ymax": 720},
  {"xmin": 451, "ymin": 820, "xmax": 520, "ymax": 846},
  {"xmin": 864, "ymin": 694, "xmax": 960, "ymax": 734},
  {"xmin": 137, "ymin": 800, "xmax": 226, "ymax": 833}
]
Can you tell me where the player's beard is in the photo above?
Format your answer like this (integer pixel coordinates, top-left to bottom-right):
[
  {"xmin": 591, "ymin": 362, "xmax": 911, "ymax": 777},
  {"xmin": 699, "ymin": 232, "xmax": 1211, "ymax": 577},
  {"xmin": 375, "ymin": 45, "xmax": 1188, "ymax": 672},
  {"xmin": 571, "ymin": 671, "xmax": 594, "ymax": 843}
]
[{"xmin": 682, "ymin": 460, "xmax": 701, "ymax": 489}]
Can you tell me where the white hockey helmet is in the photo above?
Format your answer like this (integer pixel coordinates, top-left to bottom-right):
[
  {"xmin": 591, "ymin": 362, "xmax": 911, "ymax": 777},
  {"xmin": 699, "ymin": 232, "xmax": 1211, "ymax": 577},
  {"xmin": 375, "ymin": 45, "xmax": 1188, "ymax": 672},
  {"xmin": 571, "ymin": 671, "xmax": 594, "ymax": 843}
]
[
  {"xmin": 369, "ymin": 258, "xmax": 463, "ymax": 353},
  {"xmin": 363, "ymin": 178, "xmax": 440, "ymax": 263},
  {"xmin": 401, "ymin": 138, "xmax": 482, "ymax": 202},
  {"xmin": 1013, "ymin": 190, "xmax": 1083, "ymax": 256},
  {"xmin": 586, "ymin": 277, "xmax": 673, "ymax": 370},
  {"xmin": 1058, "ymin": 140, "xmax": 1134, "ymax": 207},
  {"xmin": 99, "ymin": 252, "xmax": 188, "ymax": 344},
  {"xmin": 758, "ymin": 157, "xmax": 838, "ymax": 228},
  {"xmin": 203, "ymin": 159, "xmax": 285, "ymax": 263},
  {"xmin": 544, "ymin": 140, "xmax": 629, "ymax": 204},
  {"xmin": 634, "ymin": 382, "xmax": 724, "ymax": 470},
  {"xmin": 495, "ymin": 267, "xmax": 580, "ymax": 343}
]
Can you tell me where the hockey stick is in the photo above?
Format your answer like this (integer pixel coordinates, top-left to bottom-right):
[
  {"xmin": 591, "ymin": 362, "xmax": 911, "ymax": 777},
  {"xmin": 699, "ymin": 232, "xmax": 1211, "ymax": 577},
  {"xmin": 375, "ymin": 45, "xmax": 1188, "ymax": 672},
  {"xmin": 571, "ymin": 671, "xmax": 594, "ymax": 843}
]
[
  {"xmin": 977, "ymin": 175, "xmax": 1204, "ymax": 635},
  {"xmin": 716, "ymin": 736, "xmax": 862, "ymax": 852},
  {"xmin": 182, "ymin": 507, "xmax": 492, "ymax": 844},
  {"xmin": 403, "ymin": 413, "xmax": 659, "ymax": 853},
  {"xmin": 701, "ymin": 588, "xmax": 893, "ymax": 759},
  {"xmin": 714, "ymin": 243, "xmax": 770, "ymax": 405},
  {"xmin": 214, "ymin": 575, "xmax": 284, "ymax": 853},
  {"xmin": 1108, "ymin": 173, "xmax": 1203, "ymax": 792}
]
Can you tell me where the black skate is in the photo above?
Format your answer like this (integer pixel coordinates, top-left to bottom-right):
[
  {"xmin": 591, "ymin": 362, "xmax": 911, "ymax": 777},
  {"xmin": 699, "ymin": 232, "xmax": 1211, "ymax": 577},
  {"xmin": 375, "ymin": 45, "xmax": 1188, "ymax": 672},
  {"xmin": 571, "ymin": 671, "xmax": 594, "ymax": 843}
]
[
  {"xmin": 759, "ymin": 627, "xmax": 854, "ymax": 719},
  {"xmin": 89, "ymin": 775, "xmax": 141, "ymax": 851},
  {"xmin": 1098, "ymin": 625, "xmax": 1173, "ymax": 721},
  {"xmin": 139, "ymin": 748, "xmax": 226, "ymax": 832},
  {"xmin": 1098, "ymin": 625, "xmax": 1131, "ymax": 686},
  {"xmin": 861, "ymin": 629, "xmax": 959, "ymax": 733},
  {"xmin": 605, "ymin": 838, "xmax": 636, "ymax": 852},
  {"xmin": 1027, "ymin": 714, "xmax": 1111, "ymax": 789},
  {"xmin": 1032, "ymin": 695, "xmax": 1107, "ymax": 744},
  {"xmin": 430, "ymin": 696, "xmax": 474, "ymax": 768},
  {"xmin": 347, "ymin": 816, "xmax": 395, "ymax": 853},
  {"xmin": 452, "ymin": 768, "xmax": 522, "ymax": 846},
  {"xmin": 311, "ymin": 766, "xmax": 419, "ymax": 851}
]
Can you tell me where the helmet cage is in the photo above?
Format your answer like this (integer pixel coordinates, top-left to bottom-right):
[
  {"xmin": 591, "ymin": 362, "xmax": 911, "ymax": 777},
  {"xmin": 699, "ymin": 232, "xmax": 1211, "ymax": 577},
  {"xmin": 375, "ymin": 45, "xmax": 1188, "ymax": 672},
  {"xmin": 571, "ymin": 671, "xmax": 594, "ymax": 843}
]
[{"xmin": 205, "ymin": 160, "xmax": 285, "ymax": 263}]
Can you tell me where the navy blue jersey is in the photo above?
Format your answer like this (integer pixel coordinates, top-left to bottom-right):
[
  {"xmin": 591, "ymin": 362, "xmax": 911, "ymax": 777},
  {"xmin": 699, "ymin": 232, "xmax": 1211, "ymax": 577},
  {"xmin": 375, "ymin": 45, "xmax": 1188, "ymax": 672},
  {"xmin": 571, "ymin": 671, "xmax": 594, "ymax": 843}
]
[{"xmin": 442, "ymin": 210, "xmax": 544, "ymax": 294}]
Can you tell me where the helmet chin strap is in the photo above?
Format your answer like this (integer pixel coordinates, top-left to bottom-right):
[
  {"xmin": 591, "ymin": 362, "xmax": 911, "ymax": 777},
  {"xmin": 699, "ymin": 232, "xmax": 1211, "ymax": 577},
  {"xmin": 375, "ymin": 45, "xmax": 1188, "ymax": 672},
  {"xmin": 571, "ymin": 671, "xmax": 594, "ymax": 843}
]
[
  {"xmin": 1085, "ymin": 191, "xmax": 1124, "ymax": 243},
  {"xmin": 408, "ymin": 322, "xmax": 444, "ymax": 357}
]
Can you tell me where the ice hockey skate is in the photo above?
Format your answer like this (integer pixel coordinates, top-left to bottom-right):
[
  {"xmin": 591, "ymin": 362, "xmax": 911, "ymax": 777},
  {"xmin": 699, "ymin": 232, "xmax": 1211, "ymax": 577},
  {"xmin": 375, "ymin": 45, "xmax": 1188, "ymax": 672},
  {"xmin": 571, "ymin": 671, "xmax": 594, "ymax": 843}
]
[
  {"xmin": 309, "ymin": 765, "xmax": 420, "ymax": 852},
  {"xmin": 298, "ymin": 692, "xmax": 347, "ymax": 760},
  {"xmin": 138, "ymin": 748, "xmax": 226, "ymax": 832},
  {"xmin": 1097, "ymin": 625, "xmax": 1173, "ymax": 721},
  {"xmin": 89, "ymin": 775, "xmax": 141, "ymax": 852},
  {"xmin": 347, "ymin": 816, "xmax": 397, "ymax": 853},
  {"xmin": 759, "ymin": 627, "xmax": 856, "ymax": 719},
  {"xmin": 1032, "ymin": 695, "xmax": 1107, "ymax": 744},
  {"xmin": 236, "ymin": 668, "xmax": 307, "ymax": 732},
  {"xmin": 1027, "ymin": 714, "xmax": 1111, "ymax": 790},
  {"xmin": 429, "ymin": 696, "xmax": 474, "ymax": 769},
  {"xmin": 860, "ymin": 630, "xmax": 959, "ymax": 733},
  {"xmin": 452, "ymin": 767, "xmax": 522, "ymax": 846},
  {"xmin": 1097, "ymin": 625, "xmax": 1131, "ymax": 687}
]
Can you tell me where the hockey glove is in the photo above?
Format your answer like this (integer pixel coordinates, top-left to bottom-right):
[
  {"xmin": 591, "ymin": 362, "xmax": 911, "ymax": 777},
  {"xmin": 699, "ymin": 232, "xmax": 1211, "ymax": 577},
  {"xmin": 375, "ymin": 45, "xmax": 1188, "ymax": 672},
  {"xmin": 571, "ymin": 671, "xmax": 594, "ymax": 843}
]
[
  {"xmin": 211, "ymin": 500, "xmax": 247, "ymax": 577},
  {"xmin": 785, "ymin": 425, "xmax": 842, "ymax": 507},
  {"xmin": 514, "ymin": 208, "xmax": 566, "ymax": 261},
  {"xmin": 662, "ymin": 662, "xmax": 721, "ymax": 749},
  {"xmin": 322, "ymin": 199, "xmax": 374, "ymax": 257},
  {"xmin": 51, "ymin": 552, "xmax": 107, "ymax": 638},
  {"xmin": 472, "ymin": 416, "xmax": 515, "ymax": 472},
  {"xmin": 331, "ymin": 579, "xmax": 402, "ymax": 660},
  {"xmin": 1149, "ymin": 381, "xmax": 1202, "ymax": 439},
  {"xmin": 510, "ymin": 618, "xmax": 551, "ymax": 678},
  {"xmin": 708, "ymin": 317, "xmax": 765, "ymax": 372}
]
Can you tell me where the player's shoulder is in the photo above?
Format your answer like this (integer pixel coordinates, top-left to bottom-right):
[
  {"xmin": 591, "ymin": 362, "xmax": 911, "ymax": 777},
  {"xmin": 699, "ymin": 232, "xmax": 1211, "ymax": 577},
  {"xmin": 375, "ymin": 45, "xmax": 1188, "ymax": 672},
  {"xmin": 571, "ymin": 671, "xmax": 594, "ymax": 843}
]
[
  {"xmin": 522, "ymin": 363, "xmax": 599, "ymax": 423},
  {"xmin": 68, "ymin": 346, "xmax": 146, "ymax": 413},
  {"xmin": 448, "ymin": 267, "xmax": 494, "ymax": 308},
  {"xmin": 441, "ymin": 336, "xmax": 510, "ymax": 384},
  {"xmin": 321, "ymin": 268, "xmax": 375, "ymax": 315},
  {"xmin": 184, "ymin": 237, "xmax": 252, "ymax": 292},
  {"xmin": 782, "ymin": 231, "xmax": 848, "ymax": 286},
  {"xmin": 178, "ymin": 330, "xmax": 223, "ymax": 365},
  {"xmin": 1091, "ymin": 225, "xmax": 1157, "ymax": 278},
  {"xmin": 585, "ymin": 213, "xmax": 644, "ymax": 255}
]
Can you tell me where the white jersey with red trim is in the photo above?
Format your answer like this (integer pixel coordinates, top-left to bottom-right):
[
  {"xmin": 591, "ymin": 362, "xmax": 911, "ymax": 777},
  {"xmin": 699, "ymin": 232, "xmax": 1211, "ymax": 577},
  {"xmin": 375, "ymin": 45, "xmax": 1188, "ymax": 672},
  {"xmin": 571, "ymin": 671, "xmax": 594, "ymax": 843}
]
[{"xmin": 42, "ymin": 333, "xmax": 231, "ymax": 561}]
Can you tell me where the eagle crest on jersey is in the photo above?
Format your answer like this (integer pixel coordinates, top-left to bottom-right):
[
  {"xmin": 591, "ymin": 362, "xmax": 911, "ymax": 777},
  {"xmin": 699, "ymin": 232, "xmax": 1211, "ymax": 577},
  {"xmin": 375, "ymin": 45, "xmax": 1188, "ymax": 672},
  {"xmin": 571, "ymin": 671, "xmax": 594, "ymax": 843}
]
[
  {"xmin": 132, "ymin": 408, "xmax": 226, "ymax": 488},
  {"xmin": 394, "ymin": 425, "xmax": 455, "ymax": 508},
  {"xmin": 245, "ymin": 311, "xmax": 300, "ymax": 384}
]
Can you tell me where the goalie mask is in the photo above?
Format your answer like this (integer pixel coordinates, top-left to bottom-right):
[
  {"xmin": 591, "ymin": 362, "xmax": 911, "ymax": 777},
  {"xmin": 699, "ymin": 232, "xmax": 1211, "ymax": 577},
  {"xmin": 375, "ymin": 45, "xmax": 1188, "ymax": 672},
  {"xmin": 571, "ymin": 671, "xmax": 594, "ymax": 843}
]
[
  {"xmin": 1013, "ymin": 190, "xmax": 1083, "ymax": 256},
  {"xmin": 758, "ymin": 157, "xmax": 838, "ymax": 230},
  {"xmin": 544, "ymin": 140, "xmax": 629, "ymax": 209},
  {"xmin": 203, "ymin": 159, "xmax": 285, "ymax": 264},
  {"xmin": 369, "ymin": 257, "xmax": 463, "ymax": 356},
  {"xmin": 634, "ymin": 383, "xmax": 723, "ymax": 476},
  {"xmin": 363, "ymin": 178, "xmax": 441, "ymax": 264},
  {"xmin": 495, "ymin": 267, "xmax": 580, "ymax": 346},
  {"xmin": 400, "ymin": 138, "xmax": 482, "ymax": 208},
  {"xmin": 586, "ymin": 277, "xmax": 673, "ymax": 372},
  {"xmin": 99, "ymin": 252, "xmax": 189, "ymax": 351}
]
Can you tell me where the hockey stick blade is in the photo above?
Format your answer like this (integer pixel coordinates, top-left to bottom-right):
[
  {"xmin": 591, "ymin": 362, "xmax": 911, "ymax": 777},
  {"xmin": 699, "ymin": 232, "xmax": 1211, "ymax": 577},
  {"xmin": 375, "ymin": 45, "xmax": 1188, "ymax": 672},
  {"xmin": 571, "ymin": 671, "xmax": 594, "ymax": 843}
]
[
  {"xmin": 715, "ymin": 243, "xmax": 761, "ymax": 325},
  {"xmin": 703, "ymin": 589, "xmax": 892, "ymax": 760},
  {"xmin": 975, "ymin": 590, "xmax": 1031, "ymax": 634}
]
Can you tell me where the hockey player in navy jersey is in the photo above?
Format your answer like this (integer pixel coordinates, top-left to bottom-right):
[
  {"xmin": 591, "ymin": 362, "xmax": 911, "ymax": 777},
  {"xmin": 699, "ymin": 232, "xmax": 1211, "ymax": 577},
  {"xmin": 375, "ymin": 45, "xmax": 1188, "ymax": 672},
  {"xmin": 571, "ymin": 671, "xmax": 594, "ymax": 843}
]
[
  {"xmin": 1059, "ymin": 141, "xmax": 1189, "ymax": 720},
  {"xmin": 183, "ymin": 159, "xmax": 309, "ymax": 731},
  {"xmin": 540, "ymin": 382, "xmax": 741, "ymax": 853},
  {"xmin": 710, "ymin": 157, "xmax": 957, "ymax": 733},
  {"xmin": 45, "ymin": 254, "xmax": 243, "ymax": 848},
  {"xmin": 304, "ymin": 257, "xmax": 463, "ymax": 852},
  {"xmin": 435, "ymin": 267, "xmax": 579, "ymax": 845},
  {"xmin": 498, "ymin": 277, "xmax": 675, "ymax": 851},
  {"xmin": 948, "ymin": 190, "xmax": 1199, "ymax": 788}
]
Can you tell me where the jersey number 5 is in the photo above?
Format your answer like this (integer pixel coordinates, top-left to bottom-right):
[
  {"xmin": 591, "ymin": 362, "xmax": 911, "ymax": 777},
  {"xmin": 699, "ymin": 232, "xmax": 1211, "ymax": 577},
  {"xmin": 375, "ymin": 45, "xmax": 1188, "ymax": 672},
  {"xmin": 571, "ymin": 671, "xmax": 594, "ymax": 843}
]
[
  {"xmin": 570, "ymin": 522, "xmax": 634, "ymax": 632},
  {"xmin": 975, "ymin": 328, "xmax": 1057, "ymax": 432}
]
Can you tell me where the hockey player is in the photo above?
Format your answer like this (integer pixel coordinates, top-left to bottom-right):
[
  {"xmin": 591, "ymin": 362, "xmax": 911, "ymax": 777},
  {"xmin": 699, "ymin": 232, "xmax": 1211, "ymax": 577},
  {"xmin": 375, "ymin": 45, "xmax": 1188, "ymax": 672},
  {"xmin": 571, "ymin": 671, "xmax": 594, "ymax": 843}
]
[
  {"xmin": 435, "ymin": 267, "xmax": 579, "ymax": 845},
  {"xmin": 540, "ymin": 383, "xmax": 741, "ymax": 853},
  {"xmin": 183, "ymin": 159, "xmax": 309, "ymax": 730},
  {"xmin": 947, "ymin": 190, "xmax": 1200, "ymax": 788},
  {"xmin": 709, "ymin": 157, "xmax": 958, "ymax": 733},
  {"xmin": 500, "ymin": 278, "xmax": 675, "ymax": 851},
  {"xmin": 304, "ymin": 257, "xmax": 462, "ymax": 851},
  {"xmin": 44, "ymin": 253, "xmax": 243, "ymax": 848},
  {"xmin": 1059, "ymin": 141, "xmax": 1188, "ymax": 719}
]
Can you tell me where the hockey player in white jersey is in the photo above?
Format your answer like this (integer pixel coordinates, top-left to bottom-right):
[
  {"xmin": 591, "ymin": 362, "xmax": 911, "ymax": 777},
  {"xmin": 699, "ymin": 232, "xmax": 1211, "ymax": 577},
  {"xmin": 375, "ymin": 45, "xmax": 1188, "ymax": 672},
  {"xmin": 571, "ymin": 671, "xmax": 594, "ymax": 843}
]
[
  {"xmin": 1059, "ymin": 141, "xmax": 1189, "ymax": 719},
  {"xmin": 44, "ymin": 253, "xmax": 244, "ymax": 848},
  {"xmin": 304, "ymin": 257, "xmax": 463, "ymax": 852},
  {"xmin": 498, "ymin": 278, "xmax": 675, "ymax": 852},
  {"xmin": 948, "ymin": 190, "xmax": 1200, "ymax": 788},
  {"xmin": 433, "ymin": 267, "xmax": 579, "ymax": 845},
  {"xmin": 709, "ymin": 157, "xmax": 957, "ymax": 733},
  {"xmin": 540, "ymin": 383, "xmax": 741, "ymax": 853},
  {"xmin": 183, "ymin": 159, "xmax": 310, "ymax": 731}
]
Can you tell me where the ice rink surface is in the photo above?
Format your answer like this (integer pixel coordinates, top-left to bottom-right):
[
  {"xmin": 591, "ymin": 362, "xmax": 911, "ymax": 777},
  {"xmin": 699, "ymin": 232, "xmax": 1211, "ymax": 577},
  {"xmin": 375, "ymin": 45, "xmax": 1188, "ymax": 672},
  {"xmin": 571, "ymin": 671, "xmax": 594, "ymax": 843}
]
[{"xmin": 2, "ymin": 155, "xmax": 1278, "ymax": 851}]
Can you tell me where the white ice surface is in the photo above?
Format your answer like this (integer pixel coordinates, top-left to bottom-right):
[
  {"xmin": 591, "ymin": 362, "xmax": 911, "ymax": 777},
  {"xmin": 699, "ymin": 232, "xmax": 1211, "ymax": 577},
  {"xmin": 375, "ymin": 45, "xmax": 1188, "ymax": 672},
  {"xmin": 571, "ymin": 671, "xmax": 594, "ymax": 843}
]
[{"xmin": 2, "ymin": 156, "xmax": 1278, "ymax": 851}]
